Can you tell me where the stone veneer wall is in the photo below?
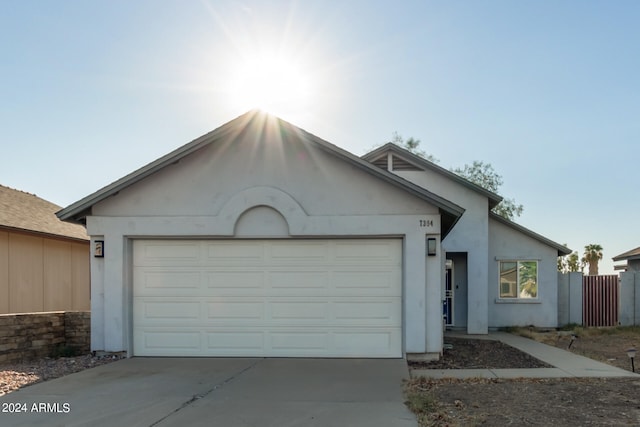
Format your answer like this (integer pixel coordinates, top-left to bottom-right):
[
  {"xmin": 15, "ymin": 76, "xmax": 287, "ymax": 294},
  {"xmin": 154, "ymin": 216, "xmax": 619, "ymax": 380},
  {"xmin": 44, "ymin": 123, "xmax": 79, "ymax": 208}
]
[{"xmin": 0, "ymin": 311, "xmax": 90, "ymax": 364}]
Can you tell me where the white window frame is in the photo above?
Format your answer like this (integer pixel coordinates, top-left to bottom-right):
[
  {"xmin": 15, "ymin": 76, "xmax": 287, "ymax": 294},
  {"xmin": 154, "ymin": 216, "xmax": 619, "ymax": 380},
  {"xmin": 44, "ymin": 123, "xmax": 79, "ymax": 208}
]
[{"xmin": 498, "ymin": 260, "xmax": 539, "ymax": 300}]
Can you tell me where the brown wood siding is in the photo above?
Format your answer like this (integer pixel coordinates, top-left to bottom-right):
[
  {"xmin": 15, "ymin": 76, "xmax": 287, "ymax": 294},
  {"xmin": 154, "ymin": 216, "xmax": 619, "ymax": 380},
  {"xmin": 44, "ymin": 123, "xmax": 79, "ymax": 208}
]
[
  {"xmin": 9, "ymin": 233, "xmax": 44, "ymax": 312},
  {"xmin": 0, "ymin": 229, "xmax": 89, "ymax": 314},
  {"xmin": 71, "ymin": 242, "xmax": 90, "ymax": 310},
  {"xmin": 44, "ymin": 239, "xmax": 72, "ymax": 311}
]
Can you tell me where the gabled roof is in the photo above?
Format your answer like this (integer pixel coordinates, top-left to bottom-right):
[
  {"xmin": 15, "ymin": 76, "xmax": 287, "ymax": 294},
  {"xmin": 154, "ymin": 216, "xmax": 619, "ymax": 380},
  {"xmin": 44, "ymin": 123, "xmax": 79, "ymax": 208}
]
[
  {"xmin": 362, "ymin": 143, "xmax": 503, "ymax": 209},
  {"xmin": 613, "ymin": 247, "xmax": 640, "ymax": 262},
  {"xmin": 489, "ymin": 212, "xmax": 572, "ymax": 256},
  {"xmin": 0, "ymin": 184, "xmax": 88, "ymax": 241},
  {"xmin": 57, "ymin": 110, "xmax": 465, "ymax": 236}
]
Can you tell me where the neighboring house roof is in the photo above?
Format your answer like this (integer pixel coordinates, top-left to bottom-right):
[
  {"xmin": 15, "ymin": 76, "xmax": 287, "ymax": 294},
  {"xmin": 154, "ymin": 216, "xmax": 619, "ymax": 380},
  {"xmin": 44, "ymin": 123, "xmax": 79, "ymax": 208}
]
[
  {"xmin": 0, "ymin": 184, "xmax": 88, "ymax": 241},
  {"xmin": 362, "ymin": 143, "xmax": 503, "ymax": 209},
  {"xmin": 489, "ymin": 212, "xmax": 572, "ymax": 256},
  {"xmin": 57, "ymin": 110, "xmax": 465, "ymax": 236},
  {"xmin": 612, "ymin": 247, "xmax": 640, "ymax": 262}
]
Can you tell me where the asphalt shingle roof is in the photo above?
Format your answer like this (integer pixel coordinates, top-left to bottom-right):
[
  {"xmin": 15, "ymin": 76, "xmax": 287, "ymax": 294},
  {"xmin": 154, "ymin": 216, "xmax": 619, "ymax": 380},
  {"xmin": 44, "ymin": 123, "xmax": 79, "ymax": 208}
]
[{"xmin": 0, "ymin": 185, "xmax": 88, "ymax": 241}]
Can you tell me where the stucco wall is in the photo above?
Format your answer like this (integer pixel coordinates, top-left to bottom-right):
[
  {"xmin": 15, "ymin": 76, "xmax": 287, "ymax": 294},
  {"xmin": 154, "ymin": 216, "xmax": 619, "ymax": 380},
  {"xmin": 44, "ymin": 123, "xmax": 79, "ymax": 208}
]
[
  {"xmin": 394, "ymin": 170, "xmax": 490, "ymax": 334},
  {"xmin": 628, "ymin": 259, "xmax": 640, "ymax": 272},
  {"xmin": 620, "ymin": 272, "xmax": 640, "ymax": 326},
  {"xmin": 93, "ymin": 134, "xmax": 438, "ymax": 218},
  {"xmin": 488, "ymin": 218, "xmax": 559, "ymax": 328},
  {"xmin": 557, "ymin": 272, "xmax": 583, "ymax": 326},
  {"xmin": 87, "ymin": 132, "xmax": 445, "ymax": 357}
]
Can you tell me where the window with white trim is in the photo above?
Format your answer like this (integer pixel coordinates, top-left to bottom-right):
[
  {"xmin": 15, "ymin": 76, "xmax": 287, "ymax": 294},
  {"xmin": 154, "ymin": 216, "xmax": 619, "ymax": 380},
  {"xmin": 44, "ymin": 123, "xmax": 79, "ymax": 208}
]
[{"xmin": 499, "ymin": 261, "xmax": 538, "ymax": 299}]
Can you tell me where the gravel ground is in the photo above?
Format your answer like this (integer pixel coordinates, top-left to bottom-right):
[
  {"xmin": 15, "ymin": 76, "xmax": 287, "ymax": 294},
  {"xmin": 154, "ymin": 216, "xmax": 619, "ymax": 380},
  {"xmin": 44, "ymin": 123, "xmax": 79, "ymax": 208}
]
[{"xmin": 0, "ymin": 355, "xmax": 118, "ymax": 396}]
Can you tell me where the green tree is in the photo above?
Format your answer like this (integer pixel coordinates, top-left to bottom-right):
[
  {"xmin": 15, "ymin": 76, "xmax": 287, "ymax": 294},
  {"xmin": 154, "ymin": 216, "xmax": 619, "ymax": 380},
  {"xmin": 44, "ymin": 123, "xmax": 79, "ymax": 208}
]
[
  {"xmin": 581, "ymin": 244, "xmax": 604, "ymax": 276},
  {"xmin": 389, "ymin": 132, "xmax": 439, "ymax": 163},
  {"xmin": 566, "ymin": 251, "xmax": 582, "ymax": 272},
  {"xmin": 558, "ymin": 246, "xmax": 582, "ymax": 273},
  {"xmin": 452, "ymin": 161, "xmax": 524, "ymax": 220},
  {"xmin": 384, "ymin": 137, "xmax": 522, "ymax": 220}
]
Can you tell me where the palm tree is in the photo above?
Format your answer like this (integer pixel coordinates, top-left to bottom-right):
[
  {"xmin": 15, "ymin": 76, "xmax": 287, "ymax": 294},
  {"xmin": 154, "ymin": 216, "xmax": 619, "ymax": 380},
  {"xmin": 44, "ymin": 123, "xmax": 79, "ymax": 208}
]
[{"xmin": 582, "ymin": 244, "xmax": 604, "ymax": 275}]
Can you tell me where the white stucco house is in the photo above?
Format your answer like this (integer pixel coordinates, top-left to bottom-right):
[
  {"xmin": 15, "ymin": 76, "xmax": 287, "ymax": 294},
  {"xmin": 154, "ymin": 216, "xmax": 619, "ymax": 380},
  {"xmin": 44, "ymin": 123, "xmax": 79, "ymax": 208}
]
[{"xmin": 57, "ymin": 110, "xmax": 570, "ymax": 359}]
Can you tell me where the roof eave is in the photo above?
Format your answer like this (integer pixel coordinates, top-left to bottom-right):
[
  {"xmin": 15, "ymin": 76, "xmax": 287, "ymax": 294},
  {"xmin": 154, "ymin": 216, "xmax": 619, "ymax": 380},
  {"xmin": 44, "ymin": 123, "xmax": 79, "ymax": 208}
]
[
  {"xmin": 57, "ymin": 111, "xmax": 465, "ymax": 237},
  {"xmin": 57, "ymin": 111, "xmax": 257, "ymax": 223},
  {"xmin": 362, "ymin": 143, "xmax": 503, "ymax": 209},
  {"xmin": 0, "ymin": 224, "xmax": 89, "ymax": 242},
  {"xmin": 612, "ymin": 247, "xmax": 640, "ymax": 262},
  {"xmin": 613, "ymin": 255, "xmax": 640, "ymax": 262},
  {"xmin": 286, "ymin": 124, "xmax": 465, "ymax": 236},
  {"xmin": 489, "ymin": 212, "xmax": 572, "ymax": 256}
]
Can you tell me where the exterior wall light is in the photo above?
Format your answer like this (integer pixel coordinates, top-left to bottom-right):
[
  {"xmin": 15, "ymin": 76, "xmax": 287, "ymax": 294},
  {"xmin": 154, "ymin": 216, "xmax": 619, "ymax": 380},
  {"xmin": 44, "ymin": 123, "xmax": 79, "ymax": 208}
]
[
  {"xmin": 94, "ymin": 240, "xmax": 104, "ymax": 258},
  {"xmin": 627, "ymin": 348, "xmax": 636, "ymax": 372},
  {"xmin": 427, "ymin": 238, "xmax": 437, "ymax": 257}
]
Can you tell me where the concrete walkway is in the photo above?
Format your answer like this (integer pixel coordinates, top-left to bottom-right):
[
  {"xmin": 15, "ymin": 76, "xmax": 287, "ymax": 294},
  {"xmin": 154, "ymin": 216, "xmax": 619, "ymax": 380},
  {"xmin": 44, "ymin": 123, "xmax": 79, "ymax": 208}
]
[{"xmin": 412, "ymin": 332, "xmax": 640, "ymax": 379}]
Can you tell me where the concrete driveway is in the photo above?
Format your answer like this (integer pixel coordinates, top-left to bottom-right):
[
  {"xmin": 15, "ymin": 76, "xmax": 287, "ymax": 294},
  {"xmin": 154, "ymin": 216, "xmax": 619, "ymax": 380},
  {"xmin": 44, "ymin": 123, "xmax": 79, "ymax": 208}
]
[{"xmin": 0, "ymin": 358, "xmax": 418, "ymax": 427}]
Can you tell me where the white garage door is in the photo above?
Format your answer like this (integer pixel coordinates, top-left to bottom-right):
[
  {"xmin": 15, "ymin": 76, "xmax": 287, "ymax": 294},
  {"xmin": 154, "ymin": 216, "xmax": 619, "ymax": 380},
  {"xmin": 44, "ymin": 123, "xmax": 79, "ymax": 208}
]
[{"xmin": 133, "ymin": 239, "xmax": 402, "ymax": 357}]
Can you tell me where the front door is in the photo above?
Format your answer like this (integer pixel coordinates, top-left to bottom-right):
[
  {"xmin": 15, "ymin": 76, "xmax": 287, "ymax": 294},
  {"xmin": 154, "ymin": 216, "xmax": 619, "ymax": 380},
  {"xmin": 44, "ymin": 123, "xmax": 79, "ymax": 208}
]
[{"xmin": 444, "ymin": 259, "xmax": 454, "ymax": 326}]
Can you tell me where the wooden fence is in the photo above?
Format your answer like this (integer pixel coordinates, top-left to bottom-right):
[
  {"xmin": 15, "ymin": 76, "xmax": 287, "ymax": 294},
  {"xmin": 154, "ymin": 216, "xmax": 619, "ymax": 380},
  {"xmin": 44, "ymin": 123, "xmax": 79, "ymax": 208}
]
[{"xmin": 583, "ymin": 275, "xmax": 619, "ymax": 327}]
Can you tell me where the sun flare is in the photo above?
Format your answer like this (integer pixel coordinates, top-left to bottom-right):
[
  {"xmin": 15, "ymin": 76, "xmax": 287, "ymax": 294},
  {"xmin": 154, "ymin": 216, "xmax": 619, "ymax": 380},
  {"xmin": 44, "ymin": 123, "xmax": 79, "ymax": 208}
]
[{"xmin": 228, "ymin": 51, "xmax": 313, "ymax": 116}]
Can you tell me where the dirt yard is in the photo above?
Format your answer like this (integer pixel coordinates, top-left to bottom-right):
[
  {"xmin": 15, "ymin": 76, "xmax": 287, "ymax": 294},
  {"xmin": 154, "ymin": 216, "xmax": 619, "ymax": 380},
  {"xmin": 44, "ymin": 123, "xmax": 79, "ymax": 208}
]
[
  {"xmin": 4, "ymin": 327, "xmax": 640, "ymax": 425},
  {"xmin": 518, "ymin": 325, "xmax": 640, "ymax": 372},
  {"xmin": 405, "ymin": 327, "xmax": 640, "ymax": 426},
  {"xmin": 409, "ymin": 337, "xmax": 552, "ymax": 369}
]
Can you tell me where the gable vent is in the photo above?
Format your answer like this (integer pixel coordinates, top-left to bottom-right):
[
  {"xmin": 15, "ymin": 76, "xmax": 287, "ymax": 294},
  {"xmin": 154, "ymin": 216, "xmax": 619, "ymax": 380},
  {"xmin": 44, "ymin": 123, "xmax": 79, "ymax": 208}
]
[
  {"xmin": 391, "ymin": 156, "xmax": 421, "ymax": 171},
  {"xmin": 371, "ymin": 156, "xmax": 388, "ymax": 170}
]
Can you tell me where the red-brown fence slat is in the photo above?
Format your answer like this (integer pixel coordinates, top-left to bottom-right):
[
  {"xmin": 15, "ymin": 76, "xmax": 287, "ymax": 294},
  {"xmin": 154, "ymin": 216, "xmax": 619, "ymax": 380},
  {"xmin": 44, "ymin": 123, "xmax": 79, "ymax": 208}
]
[{"xmin": 582, "ymin": 275, "xmax": 619, "ymax": 327}]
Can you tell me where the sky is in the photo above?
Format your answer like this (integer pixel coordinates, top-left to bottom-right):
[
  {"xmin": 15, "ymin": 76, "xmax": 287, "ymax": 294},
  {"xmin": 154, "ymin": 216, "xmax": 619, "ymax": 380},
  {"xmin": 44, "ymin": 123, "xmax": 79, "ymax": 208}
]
[{"xmin": 1, "ymin": 1, "xmax": 638, "ymax": 274}]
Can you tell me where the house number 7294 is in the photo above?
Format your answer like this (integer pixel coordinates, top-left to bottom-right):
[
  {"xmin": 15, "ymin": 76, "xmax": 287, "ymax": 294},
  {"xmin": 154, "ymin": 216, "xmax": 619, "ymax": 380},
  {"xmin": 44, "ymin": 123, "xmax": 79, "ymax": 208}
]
[{"xmin": 419, "ymin": 219, "xmax": 434, "ymax": 227}]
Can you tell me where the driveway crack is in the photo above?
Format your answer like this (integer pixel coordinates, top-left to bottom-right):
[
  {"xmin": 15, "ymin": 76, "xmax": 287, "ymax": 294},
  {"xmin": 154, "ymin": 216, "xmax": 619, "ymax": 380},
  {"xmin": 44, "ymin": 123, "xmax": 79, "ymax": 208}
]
[{"xmin": 149, "ymin": 358, "xmax": 264, "ymax": 426}]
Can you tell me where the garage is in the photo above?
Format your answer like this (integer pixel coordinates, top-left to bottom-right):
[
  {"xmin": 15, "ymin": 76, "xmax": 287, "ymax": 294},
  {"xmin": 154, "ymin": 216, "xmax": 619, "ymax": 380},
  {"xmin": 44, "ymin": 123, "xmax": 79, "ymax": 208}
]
[
  {"xmin": 133, "ymin": 239, "xmax": 402, "ymax": 357},
  {"xmin": 58, "ymin": 112, "xmax": 456, "ymax": 359}
]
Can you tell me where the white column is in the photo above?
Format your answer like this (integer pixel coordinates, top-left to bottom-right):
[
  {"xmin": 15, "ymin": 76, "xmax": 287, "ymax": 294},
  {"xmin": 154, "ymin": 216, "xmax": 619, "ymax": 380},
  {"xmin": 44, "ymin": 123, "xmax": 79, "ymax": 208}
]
[
  {"xmin": 404, "ymin": 234, "xmax": 426, "ymax": 353},
  {"xmin": 103, "ymin": 234, "xmax": 125, "ymax": 352},
  {"xmin": 467, "ymin": 243, "xmax": 489, "ymax": 334},
  {"xmin": 425, "ymin": 235, "xmax": 443, "ymax": 353},
  {"xmin": 89, "ymin": 238, "xmax": 105, "ymax": 352}
]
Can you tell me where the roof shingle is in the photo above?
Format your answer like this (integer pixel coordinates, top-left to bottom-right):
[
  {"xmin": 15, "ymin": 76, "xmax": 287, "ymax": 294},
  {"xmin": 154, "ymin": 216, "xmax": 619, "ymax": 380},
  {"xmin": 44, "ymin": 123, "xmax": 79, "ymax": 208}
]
[{"xmin": 0, "ymin": 185, "xmax": 88, "ymax": 241}]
